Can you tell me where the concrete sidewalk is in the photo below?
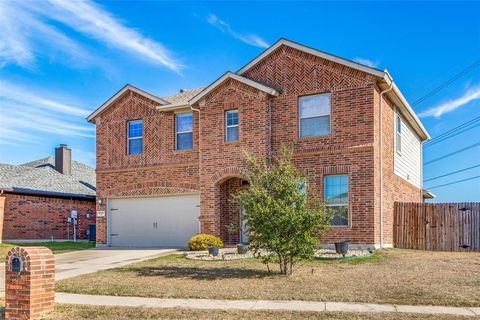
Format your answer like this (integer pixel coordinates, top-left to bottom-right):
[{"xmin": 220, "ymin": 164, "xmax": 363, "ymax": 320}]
[{"xmin": 56, "ymin": 293, "xmax": 480, "ymax": 317}]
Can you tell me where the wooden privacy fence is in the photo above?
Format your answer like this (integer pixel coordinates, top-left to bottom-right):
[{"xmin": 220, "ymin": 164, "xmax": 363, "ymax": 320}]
[{"xmin": 394, "ymin": 202, "xmax": 480, "ymax": 252}]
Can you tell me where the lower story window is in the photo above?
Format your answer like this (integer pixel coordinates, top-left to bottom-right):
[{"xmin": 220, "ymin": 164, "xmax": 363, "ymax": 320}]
[{"xmin": 324, "ymin": 175, "xmax": 349, "ymax": 226}]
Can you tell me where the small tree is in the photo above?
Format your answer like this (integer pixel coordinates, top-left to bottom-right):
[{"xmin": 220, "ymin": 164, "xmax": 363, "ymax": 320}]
[{"xmin": 234, "ymin": 148, "xmax": 331, "ymax": 275}]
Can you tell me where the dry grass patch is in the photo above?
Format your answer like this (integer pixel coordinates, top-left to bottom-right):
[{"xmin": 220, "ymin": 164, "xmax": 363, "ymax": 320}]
[
  {"xmin": 36, "ymin": 305, "xmax": 473, "ymax": 320},
  {"xmin": 57, "ymin": 249, "xmax": 480, "ymax": 307}
]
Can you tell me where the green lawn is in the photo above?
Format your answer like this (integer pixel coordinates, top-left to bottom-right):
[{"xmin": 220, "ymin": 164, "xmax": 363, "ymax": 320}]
[
  {"xmin": 0, "ymin": 241, "xmax": 95, "ymax": 260},
  {"xmin": 57, "ymin": 249, "xmax": 480, "ymax": 307}
]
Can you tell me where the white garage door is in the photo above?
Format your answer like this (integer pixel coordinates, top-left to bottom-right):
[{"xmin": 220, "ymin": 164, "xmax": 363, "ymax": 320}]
[{"xmin": 108, "ymin": 194, "xmax": 200, "ymax": 247}]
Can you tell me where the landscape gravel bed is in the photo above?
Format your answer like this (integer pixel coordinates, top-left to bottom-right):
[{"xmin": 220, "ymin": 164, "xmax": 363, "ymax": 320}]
[{"xmin": 185, "ymin": 248, "xmax": 372, "ymax": 261}]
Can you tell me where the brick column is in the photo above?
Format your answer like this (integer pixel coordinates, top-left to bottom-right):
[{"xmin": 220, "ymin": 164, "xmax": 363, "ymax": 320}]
[
  {"xmin": 5, "ymin": 247, "xmax": 55, "ymax": 320},
  {"xmin": 199, "ymin": 184, "xmax": 220, "ymax": 236},
  {"xmin": 0, "ymin": 195, "xmax": 5, "ymax": 243},
  {"xmin": 95, "ymin": 198, "xmax": 107, "ymax": 245}
]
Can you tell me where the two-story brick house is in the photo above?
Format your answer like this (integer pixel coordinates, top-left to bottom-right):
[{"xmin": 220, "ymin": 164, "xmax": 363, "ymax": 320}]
[{"xmin": 87, "ymin": 39, "xmax": 429, "ymax": 249}]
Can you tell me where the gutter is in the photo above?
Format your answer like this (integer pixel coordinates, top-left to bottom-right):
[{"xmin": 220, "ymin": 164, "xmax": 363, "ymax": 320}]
[
  {"xmin": 156, "ymin": 103, "xmax": 191, "ymax": 112},
  {"xmin": 1, "ymin": 189, "xmax": 96, "ymax": 201},
  {"xmin": 382, "ymin": 70, "xmax": 430, "ymax": 141},
  {"xmin": 379, "ymin": 78, "xmax": 393, "ymax": 248}
]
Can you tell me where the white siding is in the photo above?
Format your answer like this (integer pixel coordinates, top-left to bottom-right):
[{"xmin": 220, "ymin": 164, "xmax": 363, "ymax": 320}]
[{"xmin": 394, "ymin": 112, "xmax": 422, "ymax": 188}]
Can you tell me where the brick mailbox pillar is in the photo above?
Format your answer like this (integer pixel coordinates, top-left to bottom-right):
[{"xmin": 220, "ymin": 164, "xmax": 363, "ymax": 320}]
[{"xmin": 5, "ymin": 247, "xmax": 55, "ymax": 320}]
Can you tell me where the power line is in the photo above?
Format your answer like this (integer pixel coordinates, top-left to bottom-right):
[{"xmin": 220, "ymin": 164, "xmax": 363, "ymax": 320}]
[
  {"xmin": 412, "ymin": 59, "xmax": 480, "ymax": 106},
  {"xmin": 424, "ymin": 115, "xmax": 480, "ymax": 145},
  {"xmin": 426, "ymin": 175, "xmax": 480, "ymax": 190},
  {"xmin": 423, "ymin": 142, "xmax": 480, "ymax": 165},
  {"xmin": 424, "ymin": 164, "xmax": 480, "ymax": 182},
  {"xmin": 424, "ymin": 122, "xmax": 480, "ymax": 149}
]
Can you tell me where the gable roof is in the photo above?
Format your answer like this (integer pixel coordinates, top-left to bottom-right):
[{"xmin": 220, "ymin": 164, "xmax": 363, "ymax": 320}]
[
  {"xmin": 237, "ymin": 38, "xmax": 386, "ymax": 78},
  {"xmin": 0, "ymin": 157, "xmax": 96, "ymax": 199},
  {"xmin": 86, "ymin": 84, "xmax": 170, "ymax": 123},
  {"xmin": 85, "ymin": 38, "xmax": 429, "ymax": 140},
  {"xmin": 237, "ymin": 38, "xmax": 429, "ymax": 141},
  {"xmin": 189, "ymin": 72, "xmax": 280, "ymax": 105}
]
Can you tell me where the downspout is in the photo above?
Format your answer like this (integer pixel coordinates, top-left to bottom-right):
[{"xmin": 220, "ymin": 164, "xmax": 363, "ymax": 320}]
[
  {"xmin": 379, "ymin": 79, "xmax": 393, "ymax": 248},
  {"xmin": 268, "ymin": 100, "xmax": 272, "ymax": 161},
  {"xmin": 190, "ymin": 104, "xmax": 201, "ymax": 233}
]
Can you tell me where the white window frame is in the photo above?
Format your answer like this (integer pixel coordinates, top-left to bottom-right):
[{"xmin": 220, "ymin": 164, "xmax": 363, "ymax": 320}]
[
  {"xmin": 225, "ymin": 110, "xmax": 239, "ymax": 142},
  {"xmin": 396, "ymin": 113, "xmax": 402, "ymax": 155},
  {"xmin": 299, "ymin": 93, "xmax": 331, "ymax": 138},
  {"xmin": 127, "ymin": 120, "xmax": 143, "ymax": 155},
  {"xmin": 324, "ymin": 174, "xmax": 349, "ymax": 227},
  {"xmin": 175, "ymin": 112, "xmax": 193, "ymax": 151}
]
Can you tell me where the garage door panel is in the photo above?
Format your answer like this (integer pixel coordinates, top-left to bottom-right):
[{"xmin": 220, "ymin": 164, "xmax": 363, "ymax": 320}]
[{"xmin": 109, "ymin": 194, "xmax": 200, "ymax": 247}]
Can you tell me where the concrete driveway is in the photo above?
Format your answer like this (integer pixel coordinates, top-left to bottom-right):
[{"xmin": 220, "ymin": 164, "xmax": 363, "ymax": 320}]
[{"xmin": 0, "ymin": 247, "xmax": 177, "ymax": 295}]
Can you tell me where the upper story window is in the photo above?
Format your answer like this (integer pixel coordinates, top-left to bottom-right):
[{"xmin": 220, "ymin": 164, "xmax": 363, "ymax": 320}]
[
  {"xmin": 396, "ymin": 113, "xmax": 402, "ymax": 154},
  {"xmin": 127, "ymin": 120, "xmax": 143, "ymax": 155},
  {"xmin": 226, "ymin": 110, "xmax": 239, "ymax": 142},
  {"xmin": 324, "ymin": 175, "xmax": 349, "ymax": 227},
  {"xmin": 176, "ymin": 113, "xmax": 193, "ymax": 150},
  {"xmin": 299, "ymin": 93, "xmax": 331, "ymax": 138}
]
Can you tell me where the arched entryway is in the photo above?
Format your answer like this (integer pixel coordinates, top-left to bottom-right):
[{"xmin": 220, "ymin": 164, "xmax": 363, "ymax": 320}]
[{"xmin": 218, "ymin": 177, "xmax": 249, "ymax": 246}]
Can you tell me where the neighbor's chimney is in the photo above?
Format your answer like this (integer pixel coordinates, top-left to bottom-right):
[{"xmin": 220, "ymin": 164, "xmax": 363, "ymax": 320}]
[{"xmin": 55, "ymin": 144, "xmax": 71, "ymax": 175}]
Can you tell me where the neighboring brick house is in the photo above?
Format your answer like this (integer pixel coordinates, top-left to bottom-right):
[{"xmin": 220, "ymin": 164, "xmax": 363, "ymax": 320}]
[
  {"xmin": 87, "ymin": 39, "xmax": 429, "ymax": 249},
  {"xmin": 0, "ymin": 145, "xmax": 96, "ymax": 242}
]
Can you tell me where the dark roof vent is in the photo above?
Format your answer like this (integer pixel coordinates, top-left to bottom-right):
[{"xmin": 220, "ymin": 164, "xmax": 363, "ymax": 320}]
[{"xmin": 55, "ymin": 144, "xmax": 72, "ymax": 175}]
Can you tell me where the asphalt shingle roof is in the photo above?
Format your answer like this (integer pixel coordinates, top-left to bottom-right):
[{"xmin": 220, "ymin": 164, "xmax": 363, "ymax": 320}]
[
  {"xmin": 0, "ymin": 157, "xmax": 96, "ymax": 199},
  {"xmin": 162, "ymin": 87, "xmax": 205, "ymax": 105}
]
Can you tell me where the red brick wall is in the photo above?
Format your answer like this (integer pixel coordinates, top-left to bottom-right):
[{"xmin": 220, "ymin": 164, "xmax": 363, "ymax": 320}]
[
  {"xmin": 93, "ymin": 44, "xmax": 424, "ymax": 247},
  {"xmin": 375, "ymin": 88, "xmax": 423, "ymax": 246},
  {"xmin": 96, "ymin": 91, "xmax": 199, "ymax": 171},
  {"xmin": 197, "ymin": 79, "xmax": 271, "ymax": 237},
  {"xmin": 1, "ymin": 194, "xmax": 96, "ymax": 241},
  {"xmin": 241, "ymin": 46, "xmax": 379, "ymax": 245},
  {"xmin": 94, "ymin": 90, "xmax": 200, "ymax": 243},
  {"xmin": 219, "ymin": 177, "xmax": 243, "ymax": 245}
]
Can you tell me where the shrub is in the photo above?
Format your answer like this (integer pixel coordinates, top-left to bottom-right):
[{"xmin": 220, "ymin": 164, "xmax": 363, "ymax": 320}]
[
  {"xmin": 234, "ymin": 147, "xmax": 332, "ymax": 275},
  {"xmin": 188, "ymin": 234, "xmax": 224, "ymax": 251}
]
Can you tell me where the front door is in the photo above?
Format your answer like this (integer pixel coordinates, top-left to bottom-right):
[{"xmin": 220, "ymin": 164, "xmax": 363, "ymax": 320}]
[{"xmin": 240, "ymin": 208, "xmax": 249, "ymax": 244}]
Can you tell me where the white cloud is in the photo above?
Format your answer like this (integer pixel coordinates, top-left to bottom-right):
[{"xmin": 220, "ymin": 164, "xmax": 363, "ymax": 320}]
[
  {"xmin": 42, "ymin": 0, "xmax": 181, "ymax": 71},
  {"xmin": 353, "ymin": 57, "xmax": 379, "ymax": 68},
  {"xmin": 0, "ymin": 80, "xmax": 95, "ymax": 142},
  {"xmin": 0, "ymin": 0, "xmax": 181, "ymax": 71},
  {"xmin": 0, "ymin": 128, "xmax": 42, "ymax": 145},
  {"xmin": 0, "ymin": 105, "xmax": 95, "ymax": 139},
  {"xmin": 418, "ymin": 86, "xmax": 480, "ymax": 118},
  {"xmin": 0, "ymin": 81, "xmax": 90, "ymax": 117},
  {"xmin": 207, "ymin": 14, "xmax": 269, "ymax": 48},
  {"xmin": 0, "ymin": 2, "xmax": 92, "ymax": 69}
]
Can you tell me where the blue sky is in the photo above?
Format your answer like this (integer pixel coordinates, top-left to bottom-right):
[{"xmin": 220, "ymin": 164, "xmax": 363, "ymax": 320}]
[{"xmin": 0, "ymin": 1, "xmax": 479, "ymax": 202}]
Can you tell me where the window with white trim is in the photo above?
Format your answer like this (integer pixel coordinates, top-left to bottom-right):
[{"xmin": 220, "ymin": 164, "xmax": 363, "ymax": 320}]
[
  {"xmin": 176, "ymin": 113, "xmax": 193, "ymax": 150},
  {"xmin": 127, "ymin": 120, "xmax": 143, "ymax": 155},
  {"xmin": 299, "ymin": 93, "xmax": 331, "ymax": 137},
  {"xmin": 324, "ymin": 175, "xmax": 349, "ymax": 226},
  {"xmin": 225, "ymin": 110, "xmax": 239, "ymax": 142},
  {"xmin": 396, "ymin": 113, "xmax": 402, "ymax": 154}
]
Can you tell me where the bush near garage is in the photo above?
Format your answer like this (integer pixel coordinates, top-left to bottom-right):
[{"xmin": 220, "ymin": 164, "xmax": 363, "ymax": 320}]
[{"xmin": 188, "ymin": 234, "xmax": 224, "ymax": 251}]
